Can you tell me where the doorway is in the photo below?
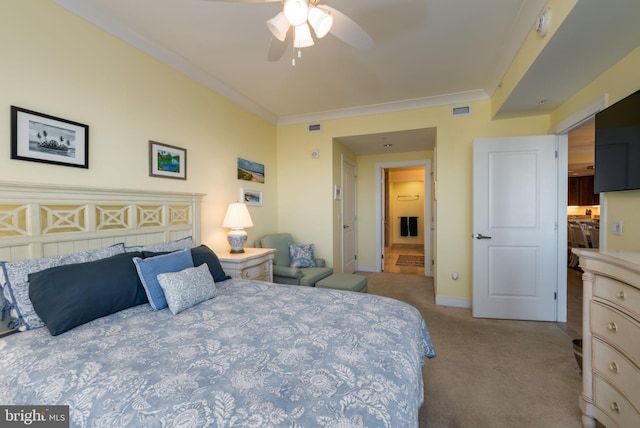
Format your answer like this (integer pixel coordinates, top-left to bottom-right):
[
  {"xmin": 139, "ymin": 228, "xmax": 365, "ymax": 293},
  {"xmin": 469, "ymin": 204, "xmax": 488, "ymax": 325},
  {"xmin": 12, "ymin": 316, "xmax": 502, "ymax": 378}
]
[
  {"xmin": 563, "ymin": 118, "xmax": 596, "ymax": 338},
  {"xmin": 376, "ymin": 160, "xmax": 432, "ymax": 276}
]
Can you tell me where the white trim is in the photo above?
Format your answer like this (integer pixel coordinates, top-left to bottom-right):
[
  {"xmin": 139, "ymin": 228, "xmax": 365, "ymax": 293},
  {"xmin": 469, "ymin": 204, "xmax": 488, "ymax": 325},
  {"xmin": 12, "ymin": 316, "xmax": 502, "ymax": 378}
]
[
  {"xmin": 278, "ymin": 90, "xmax": 488, "ymax": 126},
  {"xmin": 554, "ymin": 94, "xmax": 608, "ymax": 134},
  {"xmin": 435, "ymin": 296, "xmax": 471, "ymax": 309},
  {"xmin": 556, "ymin": 134, "xmax": 568, "ymax": 323},
  {"xmin": 341, "ymin": 155, "xmax": 357, "ymax": 273}
]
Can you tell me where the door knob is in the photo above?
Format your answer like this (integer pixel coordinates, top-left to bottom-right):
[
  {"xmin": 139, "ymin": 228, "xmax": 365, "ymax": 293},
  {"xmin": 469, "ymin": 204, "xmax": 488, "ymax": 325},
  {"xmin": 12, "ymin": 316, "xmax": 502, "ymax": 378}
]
[{"xmin": 474, "ymin": 234, "xmax": 492, "ymax": 240}]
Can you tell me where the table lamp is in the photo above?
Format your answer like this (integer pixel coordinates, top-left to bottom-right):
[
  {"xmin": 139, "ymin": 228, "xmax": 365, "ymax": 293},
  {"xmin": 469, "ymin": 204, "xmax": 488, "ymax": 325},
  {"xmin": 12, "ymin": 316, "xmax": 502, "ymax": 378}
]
[{"xmin": 222, "ymin": 202, "xmax": 254, "ymax": 253}]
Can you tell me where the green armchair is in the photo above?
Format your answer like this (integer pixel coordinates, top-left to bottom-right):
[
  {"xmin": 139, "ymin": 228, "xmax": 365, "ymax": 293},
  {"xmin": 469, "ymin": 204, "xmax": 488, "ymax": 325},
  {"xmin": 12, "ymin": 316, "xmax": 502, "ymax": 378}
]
[{"xmin": 256, "ymin": 233, "xmax": 333, "ymax": 286}]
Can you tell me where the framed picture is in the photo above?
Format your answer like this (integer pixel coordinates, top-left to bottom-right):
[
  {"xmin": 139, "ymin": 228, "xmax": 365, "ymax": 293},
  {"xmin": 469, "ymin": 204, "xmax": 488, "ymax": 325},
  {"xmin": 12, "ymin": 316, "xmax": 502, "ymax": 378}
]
[
  {"xmin": 11, "ymin": 106, "xmax": 89, "ymax": 168},
  {"xmin": 149, "ymin": 141, "xmax": 187, "ymax": 180},
  {"xmin": 237, "ymin": 157, "xmax": 265, "ymax": 183},
  {"xmin": 241, "ymin": 188, "xmax": 262, "ymax": 206},
  {"xmin": 334, "ymin": 185, "xmax": 342, "ymax": 200}
]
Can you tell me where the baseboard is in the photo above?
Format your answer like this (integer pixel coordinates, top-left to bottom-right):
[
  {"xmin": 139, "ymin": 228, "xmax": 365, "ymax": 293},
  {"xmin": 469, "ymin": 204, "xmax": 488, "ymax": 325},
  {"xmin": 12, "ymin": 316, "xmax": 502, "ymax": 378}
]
[
  {"xmin": 357, "ymin": 265, "xmax": 377, "ymax": 272},
  {"xmin": 435, "ymin": 295, "xmax": 471, "ymax": 309}
]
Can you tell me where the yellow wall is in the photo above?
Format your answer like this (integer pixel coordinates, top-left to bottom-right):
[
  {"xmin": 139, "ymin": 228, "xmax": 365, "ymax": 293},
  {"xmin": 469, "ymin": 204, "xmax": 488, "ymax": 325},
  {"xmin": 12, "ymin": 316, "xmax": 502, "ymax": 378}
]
[
  {"xmin": 0, "ymin": 0, "xmax": 278, "ymax": 254},
  {"xmin": 390, "ymin": 181, "xmax": 424, "ymax": 246}
]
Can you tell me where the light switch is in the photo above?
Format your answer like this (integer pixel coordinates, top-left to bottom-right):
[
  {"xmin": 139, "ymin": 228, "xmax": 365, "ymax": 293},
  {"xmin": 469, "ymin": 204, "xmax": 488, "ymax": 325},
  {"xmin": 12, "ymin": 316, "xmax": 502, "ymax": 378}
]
[{"xmin": 611, "ymin": 220, "xmax": 623, "ymax": 236}]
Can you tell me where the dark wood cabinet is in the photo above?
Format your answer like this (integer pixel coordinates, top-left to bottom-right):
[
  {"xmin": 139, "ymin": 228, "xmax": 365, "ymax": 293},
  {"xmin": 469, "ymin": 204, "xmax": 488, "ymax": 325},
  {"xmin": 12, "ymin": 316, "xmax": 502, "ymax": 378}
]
[{"xmin": 568, "ymin": 175, "xmax": 599, "ymax": 205}]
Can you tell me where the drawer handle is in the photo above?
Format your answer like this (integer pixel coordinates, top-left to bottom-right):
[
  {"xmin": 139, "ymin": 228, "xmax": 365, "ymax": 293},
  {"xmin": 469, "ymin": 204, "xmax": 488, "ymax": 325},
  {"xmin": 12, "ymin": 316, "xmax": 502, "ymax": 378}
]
[
  {"xmin": 244, "ymin": 272, "xmax": 250, "ymax": 278},
  {"xmin": 616, "ymin": 290, "xmax": 626, "ymax": 300},
  {"xmin": 607, "ymin": 322, "xmax": 618, "ymax": 333},
  {"xmin": 608, "ymin": 362, "xmax": 619, "ymax": 373},
  {"xmin": 610, "ymin": 402, "xmax": 620, "ymax": 413}
]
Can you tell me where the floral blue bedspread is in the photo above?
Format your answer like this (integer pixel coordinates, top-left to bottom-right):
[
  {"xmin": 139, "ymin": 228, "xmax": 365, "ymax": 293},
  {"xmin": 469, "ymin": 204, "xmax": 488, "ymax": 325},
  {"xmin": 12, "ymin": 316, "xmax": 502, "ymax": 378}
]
[{"xmin": 0, "ymin": 279, "xmax": 435, "ymax": 427}]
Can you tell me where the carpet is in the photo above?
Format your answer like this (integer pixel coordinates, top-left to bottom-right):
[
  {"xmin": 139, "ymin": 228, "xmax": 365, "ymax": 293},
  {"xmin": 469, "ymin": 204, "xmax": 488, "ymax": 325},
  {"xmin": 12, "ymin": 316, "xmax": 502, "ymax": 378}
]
[
  {"xmin": 358, "ymin": 272, "xmax": 583, "ymax": 428},
  {"xmin": 395, "ymin": 254, "xmax": 424, "ymax": 266}
]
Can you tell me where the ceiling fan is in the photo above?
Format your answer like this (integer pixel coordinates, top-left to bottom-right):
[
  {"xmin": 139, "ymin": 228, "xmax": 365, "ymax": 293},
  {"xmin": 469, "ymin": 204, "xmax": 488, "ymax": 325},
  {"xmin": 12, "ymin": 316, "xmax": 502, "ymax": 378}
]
[{"xmin": 204, "ymin": 0, "xmax": 373, "ymax": 63}]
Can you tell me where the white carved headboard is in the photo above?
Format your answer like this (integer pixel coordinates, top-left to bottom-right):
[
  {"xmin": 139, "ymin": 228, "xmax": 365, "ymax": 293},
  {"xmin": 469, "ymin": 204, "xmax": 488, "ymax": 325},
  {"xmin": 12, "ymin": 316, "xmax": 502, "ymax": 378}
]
[{"xmin": 0, "ymin": 181, "xmax": 205, "ymax": 262}]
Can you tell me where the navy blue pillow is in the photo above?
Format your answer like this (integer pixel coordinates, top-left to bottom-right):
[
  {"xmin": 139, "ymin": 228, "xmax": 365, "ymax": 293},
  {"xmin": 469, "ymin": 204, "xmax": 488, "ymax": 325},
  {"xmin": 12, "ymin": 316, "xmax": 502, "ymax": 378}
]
[
  {"xmin": 143, "ymin": 245, "xmax": 231, "ymax": 282},
  {"xmin": 28, "ymin": 252, "xmax": 147, "ymax": 336},
  {"xmin": 191, "ymin": 245, "xmax": 231, "ymax": 282}
]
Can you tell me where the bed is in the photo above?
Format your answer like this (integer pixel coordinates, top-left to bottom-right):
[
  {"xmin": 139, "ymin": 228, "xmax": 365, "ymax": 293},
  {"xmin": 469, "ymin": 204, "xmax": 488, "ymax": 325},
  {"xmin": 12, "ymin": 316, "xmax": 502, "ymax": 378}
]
[{"xmin": 0, "ymin": 182, "xmax": 436, "ymax": 427}]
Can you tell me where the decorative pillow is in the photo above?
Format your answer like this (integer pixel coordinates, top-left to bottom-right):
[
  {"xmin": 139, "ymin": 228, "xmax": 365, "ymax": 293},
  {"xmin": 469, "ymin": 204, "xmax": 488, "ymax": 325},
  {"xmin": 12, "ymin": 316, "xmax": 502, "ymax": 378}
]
[
  {"xmin": 190, "ymin": 245, "xmax": 231, "ymax": 282},
  {"xmin": 143, "ymin": 245, "xmax": 231, "ymax": 283},
  {"xmin": 28, "ymin": 252, "xmax": 147, "ymax": 336},
  {"xmin": 125, "ymin": 236, "xmax": 193, "ymax": 253},
  {"xmin": 0, "ymin": 244, "xmax": 125, "ymax": 331},
  {"xmin": 289, "ymin": 243, "xmax": 317, "ymax": 268},
  {"xmin": 157, "ymin": 264, "xmax": 217, "ymax": 315},
  {"xmin": 132, "ymin": 249, "xmax": 194, "ymax": 310}
]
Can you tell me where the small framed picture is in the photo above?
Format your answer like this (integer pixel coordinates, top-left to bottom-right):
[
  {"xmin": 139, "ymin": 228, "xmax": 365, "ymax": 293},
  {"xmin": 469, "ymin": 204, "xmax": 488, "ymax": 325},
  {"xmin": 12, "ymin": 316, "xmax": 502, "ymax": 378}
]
[
  {"xmin": 149, "ymin": 141, "xmax": 187, "ymax": 180},
  {"xmin": 11, "ymin": 106, "xmax": 89, "ymax": 168},
  {"xmin": 241, "ymin": 188, "xmax": 262, "ymax": 206},
  {"xmin": 237, "ymin": 157, "xmax": 265, "ymax": 183},
  {"xmin": 334, "ymin": 185, "xmax": 342, "ymax": 200}
]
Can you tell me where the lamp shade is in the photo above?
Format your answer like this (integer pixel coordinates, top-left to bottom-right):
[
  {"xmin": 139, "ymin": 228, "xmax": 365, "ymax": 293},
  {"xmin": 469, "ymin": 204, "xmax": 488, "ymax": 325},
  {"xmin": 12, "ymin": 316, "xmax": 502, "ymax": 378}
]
[
  {"xmin": 222, "ymin": 203, "xmax": 254, "ymax": 229},
  {"xmin": 308, "ymin": 6, "xmax": 333, "ymax": 38},
  {"xmin": 266, "ymin": 11, "xmax": 290, "ymax": 42},
  {"xmin": 294, "ymin": 23, "xmax": 314, "ymax": 48}
]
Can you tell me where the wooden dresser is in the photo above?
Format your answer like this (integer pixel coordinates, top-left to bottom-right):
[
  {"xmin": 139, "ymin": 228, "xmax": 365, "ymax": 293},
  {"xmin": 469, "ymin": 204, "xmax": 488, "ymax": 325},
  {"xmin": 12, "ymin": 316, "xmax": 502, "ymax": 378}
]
[
  {"xmin": 573, "ymin": 249, "xmax": 640, "ymax": 428},
  {"xmin": 218, "ymin": 247, "xmax": 275, "ymax": 282}
]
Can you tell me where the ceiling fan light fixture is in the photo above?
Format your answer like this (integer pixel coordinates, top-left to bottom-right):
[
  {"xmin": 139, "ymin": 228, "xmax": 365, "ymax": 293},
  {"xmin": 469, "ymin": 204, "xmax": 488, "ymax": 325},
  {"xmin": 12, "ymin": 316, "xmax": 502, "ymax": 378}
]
[
  {"xmin": 293, "ymin": 23, "xmax": 314, "ymax": 48},
  {"xmin": 266, "ymin": 11, "xmax": 290, "ymax": 42},
  {"xmin": 308, "ymin": 6, "xmax": 333, "ymax": 38},
  {"xmin": 284, "ymin": 0, "xmax": 309, "ymax": 27}
]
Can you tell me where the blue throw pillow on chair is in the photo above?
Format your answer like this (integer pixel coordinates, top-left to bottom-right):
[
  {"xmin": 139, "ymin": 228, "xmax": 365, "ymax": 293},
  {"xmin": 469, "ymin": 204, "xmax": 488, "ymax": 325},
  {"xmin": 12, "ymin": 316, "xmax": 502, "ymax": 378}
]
[{"xmin": 289, "ymin": 243, "xmax": 317, "ymax": 268}]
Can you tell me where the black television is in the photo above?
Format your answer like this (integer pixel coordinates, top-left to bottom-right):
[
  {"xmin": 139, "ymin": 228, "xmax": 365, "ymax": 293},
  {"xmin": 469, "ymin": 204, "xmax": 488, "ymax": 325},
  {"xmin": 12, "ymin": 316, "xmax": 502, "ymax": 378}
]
[{"xmin": 594, "ymin": 89, "xmax": 640, "ymax": 193}]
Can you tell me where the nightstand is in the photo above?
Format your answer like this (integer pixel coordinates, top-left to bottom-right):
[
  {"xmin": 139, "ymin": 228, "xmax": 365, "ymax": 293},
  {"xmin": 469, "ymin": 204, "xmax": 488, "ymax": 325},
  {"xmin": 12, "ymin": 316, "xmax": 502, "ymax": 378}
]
[{"xmin": 218, "ymin": 247, "xmax": 275, "ymax": 282}]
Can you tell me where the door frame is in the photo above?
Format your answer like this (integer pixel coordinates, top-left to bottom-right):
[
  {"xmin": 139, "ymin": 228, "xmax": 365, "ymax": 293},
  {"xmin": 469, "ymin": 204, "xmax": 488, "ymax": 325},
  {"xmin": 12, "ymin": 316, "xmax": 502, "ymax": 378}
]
[
  {"xmin": 553, "ymin": 95, "xmax": 607, "ymax": 322},
  {"xmin": 341, "ymin": 155, "xmax": 357, "ymax": 273},
  {"xmin": 375, "ymin": 160, "xmax": 432, "ymax": 275}
]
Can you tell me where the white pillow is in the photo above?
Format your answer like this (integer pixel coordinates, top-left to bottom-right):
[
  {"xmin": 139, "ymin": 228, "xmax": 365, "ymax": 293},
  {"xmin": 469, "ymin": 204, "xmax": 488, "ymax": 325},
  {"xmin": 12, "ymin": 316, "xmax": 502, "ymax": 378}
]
[{"xmin": 157, "ymin": 264, "xmax": 217, "ymax": 315}]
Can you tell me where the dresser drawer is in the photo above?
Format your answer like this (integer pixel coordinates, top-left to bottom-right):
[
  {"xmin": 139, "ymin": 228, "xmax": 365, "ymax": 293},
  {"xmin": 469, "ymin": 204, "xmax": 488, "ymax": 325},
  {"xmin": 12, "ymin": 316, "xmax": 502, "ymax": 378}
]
[
  {"xmin": 240, "ymin": 262, "xmax": 270, "ymax": 281},
  {"xmin": 592, "ymin": 338, "xmax": 640, "ymax": 412},
  {"xmin": 593, "ymin": 374, "xmax": 640, "ymax": 427},
  {"xmin": 591, "ymin": 302, "xmax": 640, "ymax": 366},
  {"xmin": 594, "ymin": 275, "xmax": 640, "ymax": 319}
]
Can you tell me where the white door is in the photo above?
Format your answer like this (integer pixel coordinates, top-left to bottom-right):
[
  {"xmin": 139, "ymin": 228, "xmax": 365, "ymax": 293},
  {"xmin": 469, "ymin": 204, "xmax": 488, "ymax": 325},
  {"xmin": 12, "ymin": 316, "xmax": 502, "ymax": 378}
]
[
  {"xmin": 472, "ymin": 136, "xmax": 558, "ymax": 321},
  {"xmin": 342, "ymin": 157, "xmax": 357, "ymax": 273}
]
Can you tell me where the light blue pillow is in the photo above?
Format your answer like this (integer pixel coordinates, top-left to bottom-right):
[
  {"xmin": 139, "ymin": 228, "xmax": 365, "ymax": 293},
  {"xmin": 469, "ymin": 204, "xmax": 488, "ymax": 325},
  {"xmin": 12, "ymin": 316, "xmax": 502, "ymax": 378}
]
[
  {"xmin": 289, "ymin": 243, "xmax": 317, "ymax": 268},
  {"xmin": 157, "ymin": 264, "xmax": 217, "ymax": 315},
  {"xmin": 133, "ymin": 249, "xmax": 194, "ymax": 310}
]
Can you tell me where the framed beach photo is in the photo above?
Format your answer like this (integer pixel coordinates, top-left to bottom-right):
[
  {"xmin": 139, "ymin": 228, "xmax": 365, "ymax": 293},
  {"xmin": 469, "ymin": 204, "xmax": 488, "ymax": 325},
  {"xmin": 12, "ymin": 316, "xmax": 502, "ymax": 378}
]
[
  {"xmin": 241, "ymin": 188, "xmax": 263, "ymax": 206},
  {"xmin": 11, "ymin": 106, "xmax": 89, "ymax": 168},
  {"xmin": 237, "ymin": 157, "xmax": 265, "ymax": 183},
  {"xmin": 149, "ymin": 141, "xmax": 187, "ymax": 180}
]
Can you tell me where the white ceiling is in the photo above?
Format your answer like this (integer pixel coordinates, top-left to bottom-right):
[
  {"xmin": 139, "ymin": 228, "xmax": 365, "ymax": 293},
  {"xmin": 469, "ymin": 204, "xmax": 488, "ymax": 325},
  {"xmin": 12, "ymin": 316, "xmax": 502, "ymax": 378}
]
[{"xmin": 52, "ymin": 0, "xmax": 640, "ymax": 154}]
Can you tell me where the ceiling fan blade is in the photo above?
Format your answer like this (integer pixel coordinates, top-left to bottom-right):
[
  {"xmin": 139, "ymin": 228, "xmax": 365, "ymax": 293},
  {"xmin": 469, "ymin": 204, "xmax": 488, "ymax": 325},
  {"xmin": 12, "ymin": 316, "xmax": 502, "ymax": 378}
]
[
  {"xmin": 321, "ymin": 5, "xmax": 373, "ymax": 51},
  {"xmin": 267, "ymin": 27, "xmax": 292, "ymax": 62}
]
